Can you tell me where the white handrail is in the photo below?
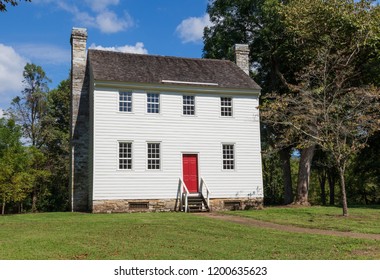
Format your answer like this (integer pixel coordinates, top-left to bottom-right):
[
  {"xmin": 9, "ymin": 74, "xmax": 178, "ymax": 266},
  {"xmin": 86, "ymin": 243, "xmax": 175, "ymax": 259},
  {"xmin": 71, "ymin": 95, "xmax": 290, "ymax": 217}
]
[
  {"xmin": 178, "ymin": 178, "xmax": 190, "ymax": 212},
  {"xmin": 200, "ymin": 178, "xmax": 211, "ymax": 210}
]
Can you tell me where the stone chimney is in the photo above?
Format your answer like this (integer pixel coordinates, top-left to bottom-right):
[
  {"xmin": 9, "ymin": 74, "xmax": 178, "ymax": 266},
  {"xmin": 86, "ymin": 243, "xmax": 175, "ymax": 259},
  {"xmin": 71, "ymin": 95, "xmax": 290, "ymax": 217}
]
[
  {"xmin": 70, "ymin": 28, "xmax": 90, "ymax": 212},
  {"xmin": 234, "ymin": 44, "xmax": 250, "ymax": 75}
]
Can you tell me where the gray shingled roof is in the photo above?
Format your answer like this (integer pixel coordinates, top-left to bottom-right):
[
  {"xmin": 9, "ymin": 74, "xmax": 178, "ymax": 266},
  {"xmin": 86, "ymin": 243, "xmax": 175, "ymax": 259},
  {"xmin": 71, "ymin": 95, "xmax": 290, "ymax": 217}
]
[{"xmin": 88, "ymin": 49, "xmax": 260, "ymax": 90}]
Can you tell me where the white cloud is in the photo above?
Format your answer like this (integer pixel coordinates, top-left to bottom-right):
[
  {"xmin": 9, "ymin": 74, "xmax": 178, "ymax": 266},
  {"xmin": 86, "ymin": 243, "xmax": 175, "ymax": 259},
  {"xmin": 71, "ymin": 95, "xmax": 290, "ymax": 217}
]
[
  {"xmin": 85, "ymin": 0, "xmax": 119, "ymax": 12},
  {"xmin": 0, "ymin": 108, "xmax": 4, "ymax": 118},
  {"xmin": 57, "ymin": 2, "xmax": 94, "ymax": 25},
  {"xmin": 176, "ymin": 14, "xmax": 211, "ymax": 43},
  {"xmin": 0, "ymin": 44, "xmax": 27, "ymax": 96},
  {"xmin": 89, "ymin": 43, "xmax": 148, "ymax": 54},
  {"xmin": 57, "ymin": 1, "xmax": 133, "ymax": 34},
  {"xmin": 96, "ymin": 11, "xmax": 134, "ymax": 33}
]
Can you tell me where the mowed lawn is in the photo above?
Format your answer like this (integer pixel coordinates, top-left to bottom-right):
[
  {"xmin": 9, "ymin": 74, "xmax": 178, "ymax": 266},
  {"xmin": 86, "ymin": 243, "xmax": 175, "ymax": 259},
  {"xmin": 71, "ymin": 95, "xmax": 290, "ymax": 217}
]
[
  {"xmin": 227, "ymin": 206, "xmax": 380, "ymax": 234},
  {"xmin": 0, "ymin": 207, "xmax": 379, "ymax": 260}
]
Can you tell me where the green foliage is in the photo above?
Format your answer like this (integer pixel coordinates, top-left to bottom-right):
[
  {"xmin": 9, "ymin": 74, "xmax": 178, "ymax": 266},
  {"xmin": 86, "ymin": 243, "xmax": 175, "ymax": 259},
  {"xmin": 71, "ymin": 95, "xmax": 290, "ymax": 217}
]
[
  {"xmin": 260, "ymin": 0, "xmax": 380, "ymax": 213},
  {"xmin": 4, "ymin": 65, "xmax": 70, "ymax": 213},
  {"xmin": 41, "ymin": 78, "xmax": 70, "ymax": 211},
  {"xmin": 347, "ymin": 132, "xmax": 380, "ymax": 205},
  {"xmin": 204, "ymin": 0, "xmax": 300, "ymax": 94},
  {"xmin": 0, "ymin": 118, "xmax": 31, "ymax": 214},
  {"xmin": 262, "ymin": 151, "xmax": 283, "ymax": 204},
  {"xmin": 0, "ymin": 118, "xmax": 20, "ymax": 154}
]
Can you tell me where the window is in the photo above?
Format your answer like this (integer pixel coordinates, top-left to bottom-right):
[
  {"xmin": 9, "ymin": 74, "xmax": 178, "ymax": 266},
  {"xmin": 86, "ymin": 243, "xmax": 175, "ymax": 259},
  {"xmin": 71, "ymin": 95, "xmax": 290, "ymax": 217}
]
[
  {"xmin": 147, "ymin": 93, "xmax": 160, "ymax": 113},
  {"xmin": 147, "ymin": 143, "xmax": 160, "ymax": 170},
  {"xmin": 222, "ymin": 144, "xmax": 235, "ymax": 170},
  {"xmin": 119, "ymin": 142, "xmax": 132, "ymax": 169},
  {"xmin": 221, "ymin": 97, "xmax": 233, "ymax": 117},
  {"xmin": 183, "ymin": 95, "xmax": 195, "ymax": 115},
  {"xmin": 119, "ymin": 92, "xmax": 132, "ymax": 112}
]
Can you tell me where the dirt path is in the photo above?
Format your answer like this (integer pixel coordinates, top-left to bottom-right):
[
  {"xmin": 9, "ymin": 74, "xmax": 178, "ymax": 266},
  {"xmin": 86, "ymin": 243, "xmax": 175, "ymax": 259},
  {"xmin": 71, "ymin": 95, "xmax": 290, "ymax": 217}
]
[{"xmin": 195, "ymin": 212, "xmax": 380, "ymax": 241}]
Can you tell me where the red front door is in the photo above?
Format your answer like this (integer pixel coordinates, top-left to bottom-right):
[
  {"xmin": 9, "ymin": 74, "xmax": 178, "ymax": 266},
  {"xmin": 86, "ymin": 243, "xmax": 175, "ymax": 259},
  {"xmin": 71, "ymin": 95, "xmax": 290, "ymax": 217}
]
[{"xmin": 182, "ymin": 154, "xmax": 199, "ymax": 193}]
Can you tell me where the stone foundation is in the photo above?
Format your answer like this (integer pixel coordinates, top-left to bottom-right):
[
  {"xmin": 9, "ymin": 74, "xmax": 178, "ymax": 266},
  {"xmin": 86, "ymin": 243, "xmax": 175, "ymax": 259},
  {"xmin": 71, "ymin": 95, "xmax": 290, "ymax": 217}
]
[
  {"xmin": 209, "ymin": 198, "xmax": 264, "ymax": 211},
  {"xmin": 92, "ymin": 199, "xmax": 177, "ymax": 213},
  {"xmin": 92, "ymin": 197, "xmax": 264, "ymax": 213}
]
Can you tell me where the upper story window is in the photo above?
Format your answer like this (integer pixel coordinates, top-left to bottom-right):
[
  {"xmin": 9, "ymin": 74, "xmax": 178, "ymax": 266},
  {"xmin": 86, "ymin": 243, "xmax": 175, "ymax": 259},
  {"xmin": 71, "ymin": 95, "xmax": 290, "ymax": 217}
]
[
  {"xmin": 221, "ymin": 97, "xmax": 233, "ymax": 117},
  {"xmin": 183, "ymin": 95, "xmax": 195, "ymax": 115},
  {"xmin": 119, "ymin": 92, "xmax": 132, "ymax": 112},
  {"xmin": 147, "ymin": 93, "xmax": 160, "ymax": 113},
  {"xmin": 147, "ymin": 143, "xmax": 160, "ymax": 170},
  {"xmin": 222, "ymin": 144, "xmax": 235, "ymax": 170},
  {"xmin": 119, "ymin": 142, "xmax": 132, "ymax": 170}
]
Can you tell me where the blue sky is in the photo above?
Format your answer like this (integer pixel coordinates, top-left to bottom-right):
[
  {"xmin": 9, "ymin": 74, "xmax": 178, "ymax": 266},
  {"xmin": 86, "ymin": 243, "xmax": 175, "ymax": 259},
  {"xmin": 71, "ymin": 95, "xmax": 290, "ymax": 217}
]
[{"xmin": 0, "ymin": 0, "xmax": 211, "ymax": 116}]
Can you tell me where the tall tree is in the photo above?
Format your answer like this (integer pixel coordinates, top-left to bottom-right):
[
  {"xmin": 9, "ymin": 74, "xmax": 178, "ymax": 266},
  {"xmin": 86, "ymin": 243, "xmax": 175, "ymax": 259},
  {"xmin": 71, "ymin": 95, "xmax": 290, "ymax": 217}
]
[
  {"xmin": 262, "ymin": 0, "xmax": 380, "ymax": 216},
  {"xmin": 8, "ymin": 63, "xmax": 51, "ymax": 211},
  {"xmin": 9, "ymin": 63, "xmax": 50, "ymax": 148}
]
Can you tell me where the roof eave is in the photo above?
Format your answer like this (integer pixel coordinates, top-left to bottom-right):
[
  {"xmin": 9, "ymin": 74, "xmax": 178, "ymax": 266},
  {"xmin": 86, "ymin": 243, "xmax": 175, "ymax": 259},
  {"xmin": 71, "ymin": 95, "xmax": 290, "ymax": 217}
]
[{"xmin": 93, "ymin": 80, "xmax": 261, "ymax": 96}]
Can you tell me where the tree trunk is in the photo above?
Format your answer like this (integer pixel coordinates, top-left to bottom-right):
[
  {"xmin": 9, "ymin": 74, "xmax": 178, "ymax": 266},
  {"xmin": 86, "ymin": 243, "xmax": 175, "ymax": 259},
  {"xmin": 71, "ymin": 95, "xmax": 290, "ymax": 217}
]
[
  {"xmin": 1, "ymin": 196, "xmax": 5, "ymax": 215},
  {"xmin": 294, "ymin": 145, "xmax": 315, "ymax": 205},
  {"xmin": 318, "ymin": 170, "xmax": 327, "ymax": 205},
  {"xmin": 32, "ymin": 188, "xmax": 37, "ymax": 213},
  {"xmin": 338, "ymin": 166, "xmax": 349, "ymax": 217},
  {"xmin": 328, "ymin": 170, "xmax": 335, "ymax": 205},
  {"xmin": 280, "ymin": 147, "xmax": 293, "ymax": 205}
]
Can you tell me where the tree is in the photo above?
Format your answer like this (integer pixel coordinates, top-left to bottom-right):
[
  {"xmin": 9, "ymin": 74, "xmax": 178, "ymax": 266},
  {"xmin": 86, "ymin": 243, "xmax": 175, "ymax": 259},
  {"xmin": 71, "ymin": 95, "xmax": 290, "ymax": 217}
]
[
  {"xmin": 262, "ymin": 0, "xmax": 380, "ymax": 216},
  {"xmin": 0, "ymin": 118, "xmax": 31, "ymax": 214},
  {"xmin": 312, "ymin": 149, "xmax": 338, "ymax": 205},
  {"xmin": 27, "ymin": 146, "xmax": 50, "ymax": 212},
  {"xmin": 9, "ymin": 63, "xmax": 50, "ymax": 148},
  {"xmin": 348, "ymin": 131, "xmax": 380, "ymax": 204},
  {"xmin": 8, "ymin": 63, "xmax": 51, "ymax": 211},
  {"xmin": 0, "ymin": 0, "xmax": 31, "ymax": 12},
  {"xmin": 42, "ymin": 78, "xmax": 70, "ymax": 211}
]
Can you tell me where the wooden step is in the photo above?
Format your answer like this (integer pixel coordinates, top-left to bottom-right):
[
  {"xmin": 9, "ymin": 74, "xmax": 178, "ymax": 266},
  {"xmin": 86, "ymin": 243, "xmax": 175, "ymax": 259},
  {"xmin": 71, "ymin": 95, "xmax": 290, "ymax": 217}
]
[{"xmin": 182, "ymin": 192, "xmax": 210, "ymax": 212}]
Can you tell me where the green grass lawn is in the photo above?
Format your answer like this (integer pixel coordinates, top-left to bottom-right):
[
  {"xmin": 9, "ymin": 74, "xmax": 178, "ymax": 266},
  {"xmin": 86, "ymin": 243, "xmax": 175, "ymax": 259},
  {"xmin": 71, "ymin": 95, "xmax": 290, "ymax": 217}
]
[
  {"xmin": 0, "ymin": 208, "xmax": 379, "ymax": 260},
  {"xmin": 226, "ymin": 206, "xmax": 380, "ymax": 234}
]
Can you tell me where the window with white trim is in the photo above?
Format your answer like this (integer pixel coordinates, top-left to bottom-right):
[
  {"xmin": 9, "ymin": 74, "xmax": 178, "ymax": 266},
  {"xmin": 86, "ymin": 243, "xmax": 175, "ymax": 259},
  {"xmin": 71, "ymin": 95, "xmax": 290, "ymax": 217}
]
[
  {"xmin": 119, "ymin": 142, "xmax": 132, "ymax": 170},
  {"xmin": 147, "ymin": 93, "xmax": 160, "ymax": 113},
  {"xmin": 183, "ymin": 95, "xmax": 195, "ymax": 115},
  {"xmin": 221, "ymin": 97, "xmax": 233, "ymax": 117},
  {"xmin": 147, "ymin": 143, "xmax": 160, "ymax": 170},
  {"xmin": 119, "ymin": 92, "xmax": 132, "ymax": 112},
  {"xmin": 222, "ymin": 144, "xmax": 235, "ymax": 170}
]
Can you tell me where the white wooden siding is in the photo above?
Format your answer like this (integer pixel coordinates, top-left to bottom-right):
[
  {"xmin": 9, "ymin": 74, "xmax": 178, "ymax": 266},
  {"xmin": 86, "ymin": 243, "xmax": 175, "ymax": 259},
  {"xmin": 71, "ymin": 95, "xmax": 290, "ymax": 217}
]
[{"xmin": 92, "ymin": 87, "xmax": 263, "ymax": 201}]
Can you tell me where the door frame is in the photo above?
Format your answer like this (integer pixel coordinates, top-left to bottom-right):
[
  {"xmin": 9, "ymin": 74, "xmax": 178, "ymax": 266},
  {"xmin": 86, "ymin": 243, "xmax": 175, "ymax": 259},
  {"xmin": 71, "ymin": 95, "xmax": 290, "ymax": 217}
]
[{"xmin": 181, "ymin": 152, "xmax": 200, "ymax": 193}]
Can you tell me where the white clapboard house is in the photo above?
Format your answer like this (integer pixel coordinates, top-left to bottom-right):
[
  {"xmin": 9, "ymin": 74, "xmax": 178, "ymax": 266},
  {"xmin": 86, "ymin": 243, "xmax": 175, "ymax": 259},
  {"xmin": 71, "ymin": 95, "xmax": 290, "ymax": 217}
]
[{"xmin": 70, "ymin": 28, "xmax": 263, "ymax": 213}]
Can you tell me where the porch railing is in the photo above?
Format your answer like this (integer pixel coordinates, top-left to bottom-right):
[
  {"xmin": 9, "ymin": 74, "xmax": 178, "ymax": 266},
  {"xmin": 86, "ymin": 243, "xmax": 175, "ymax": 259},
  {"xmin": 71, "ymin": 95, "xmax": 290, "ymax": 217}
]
[
  {"xmin": 176, "ymin": 177, "xmax": 190, "ymax": 212},
  {"xmin": 200, "ymin": 177, "xmax": 211, "ymax": 210}
]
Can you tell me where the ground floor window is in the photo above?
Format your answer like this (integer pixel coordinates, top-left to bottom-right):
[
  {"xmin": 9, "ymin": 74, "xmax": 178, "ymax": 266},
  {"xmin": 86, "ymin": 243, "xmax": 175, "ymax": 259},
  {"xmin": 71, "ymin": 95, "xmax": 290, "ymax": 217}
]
[
  {"xmin": 147, "ymin": 143, "xmax": 160, "ymax": 170},
  {"xmin": 222, "ymin": 144, "xmax": 235, "ymax": 170},
  {"xmin": 119, "ymin": 142, "xmax": 132, "ymax": 169}
]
